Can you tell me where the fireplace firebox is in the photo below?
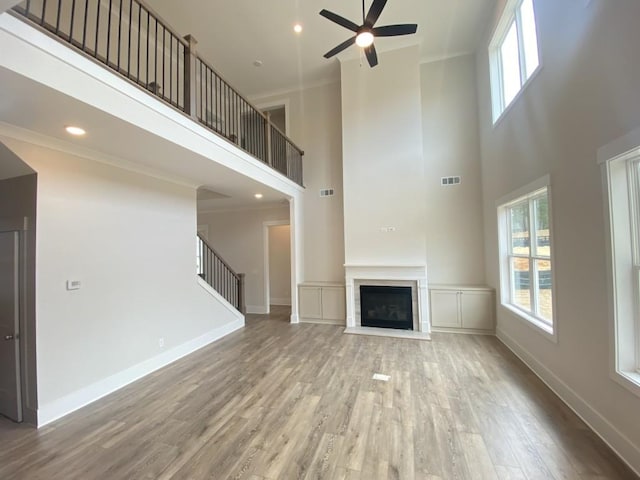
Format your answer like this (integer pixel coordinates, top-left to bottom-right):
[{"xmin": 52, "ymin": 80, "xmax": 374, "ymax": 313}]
[{"xmin": 360, "ymin": 285, "xmax": 413, "ymax": 330}]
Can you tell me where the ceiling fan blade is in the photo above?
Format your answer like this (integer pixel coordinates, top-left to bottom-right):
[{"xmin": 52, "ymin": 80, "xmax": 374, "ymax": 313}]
[
  {"xmin": 324, "ymin": 36, "xmax": 357, "ymax": 59},
  {"xmin": 319, "ymin": 9, "xmax": 360, "ymax": 32},
  {"xmin": 365, "ymin": 44, "xmax": 379, "ymax": 67},
  {"xmin": 365, "ymin": 0, "xmax": 388, "ymax": 27},
  {"xmin": 372, "ymin": 24, "xmax": 418, "ymax": 37}
]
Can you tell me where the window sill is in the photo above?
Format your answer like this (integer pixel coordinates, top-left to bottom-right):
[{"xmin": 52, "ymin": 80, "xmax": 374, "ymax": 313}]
[
  {"xmin": 612, "ymin": 369, "xmax": 640, "ymax": 399},
  {"xmin": 501, "ymin": 302, "xmax": 557, "ymax": 343}
]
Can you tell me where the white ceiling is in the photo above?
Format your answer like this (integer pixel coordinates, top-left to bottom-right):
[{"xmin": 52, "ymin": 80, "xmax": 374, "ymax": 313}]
[{"xmin": 146, "ymin": 0, "xmax": 496, "ymax": 97}]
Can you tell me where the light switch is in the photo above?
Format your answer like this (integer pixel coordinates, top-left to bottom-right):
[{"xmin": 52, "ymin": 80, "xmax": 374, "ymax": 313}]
[{"xmin": 66, "ymin": 280, "xmax": 81, "ymax": 290}]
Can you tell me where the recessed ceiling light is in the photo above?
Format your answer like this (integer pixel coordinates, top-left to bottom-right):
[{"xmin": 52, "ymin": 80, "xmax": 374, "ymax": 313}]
[
  {"xmin": 254, "ymin": 193, "xmax": 263, "ymax": 199},
  {"xmin": 294, "ymin": 24, "xmax": 303, "ymax": 33},
  {"xmin": 253, "ymin": 60, "xmax": 263, "ymax": 67},
  {"xmin": 65, "ymin": 125, "xmax": 86, "ymax": 136}
]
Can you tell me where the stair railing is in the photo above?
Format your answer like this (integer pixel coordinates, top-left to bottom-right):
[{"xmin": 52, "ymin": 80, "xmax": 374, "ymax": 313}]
[{"xmin": 197, "ymin": 233, "xmax": 245, "ymax": 314}]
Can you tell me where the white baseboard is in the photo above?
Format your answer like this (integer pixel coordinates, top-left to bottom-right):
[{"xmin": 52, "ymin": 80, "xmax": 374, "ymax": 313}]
[
  {"xmin": 37, "ymin": 318, "xmax": 245, "ymax": 427},
  {"xmin": 497, "ymin": 328, "xmax": 640, "ymax": 477},
  {"xmin": 290, "ymin": 313, "xmax": 299, "ymax": 324},
  {"xmin": 246, "ymin": 305, "xmax": 269, "ymax": 314},
  {"xmin": 270, "ymin": 297, "xmax": 291, "ymax": 306}
]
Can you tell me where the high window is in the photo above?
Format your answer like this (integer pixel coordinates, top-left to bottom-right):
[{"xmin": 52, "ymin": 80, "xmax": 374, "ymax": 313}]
[
  {"xmin": 603, "ymin": 146, "xmax": 640, "ymax": 396},
  {"xmin": 498, "ymin": 176, "xmax": 555, "ymax": 337},
  {"xmin": 489, "ymin": 0, "xmax": 541, "ymax": 122}
]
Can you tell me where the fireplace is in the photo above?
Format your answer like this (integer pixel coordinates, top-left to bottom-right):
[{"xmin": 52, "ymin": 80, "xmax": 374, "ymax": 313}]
[
  {"xmin": 360, "ymin": 285, "xmax": 413, "ymax": 330},
  {"xmin": 344, "ymin": 265, "xmax": 430, "ymax": 335}
]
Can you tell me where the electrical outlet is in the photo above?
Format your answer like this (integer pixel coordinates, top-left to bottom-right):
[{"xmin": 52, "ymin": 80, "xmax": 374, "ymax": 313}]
[
  {"xmin": 66, "ymin": 280, "xmax": 81, "ymax": 290},
  {"xmin": 158, "ymin": 338, "xmax": 165, "ymax": 348}
]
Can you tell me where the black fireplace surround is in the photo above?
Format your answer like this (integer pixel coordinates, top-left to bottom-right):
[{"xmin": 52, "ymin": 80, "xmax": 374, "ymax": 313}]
[{"xmin": 360, "ymin": 285, "xmax": 413, "ymax": 330}]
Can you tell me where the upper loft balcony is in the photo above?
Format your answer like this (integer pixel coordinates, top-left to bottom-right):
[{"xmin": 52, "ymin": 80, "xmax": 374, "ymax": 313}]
[{"xmin": 8, "ymin": 0, "xmax": 304, "ymax": 186}]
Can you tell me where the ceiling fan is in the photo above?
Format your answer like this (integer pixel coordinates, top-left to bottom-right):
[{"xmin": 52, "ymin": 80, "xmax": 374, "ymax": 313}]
[{"xmin": 319, "ymin": 0, "xmax": 418, "ymax": 68}]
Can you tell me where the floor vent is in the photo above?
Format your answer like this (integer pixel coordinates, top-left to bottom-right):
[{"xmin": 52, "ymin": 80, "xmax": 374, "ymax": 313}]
[
  {"xmin": 320, "ymin": 188, "xmax": 335, "ymax": 197},
  {"xmin": 441, "ymin": 176, "xmax": 461, "ymax": 186}
]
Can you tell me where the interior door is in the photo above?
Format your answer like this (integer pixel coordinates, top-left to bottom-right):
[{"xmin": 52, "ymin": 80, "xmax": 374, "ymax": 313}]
[{"xmin": 0, "ymin": 230, "xmax": 22, "ymax": 422}]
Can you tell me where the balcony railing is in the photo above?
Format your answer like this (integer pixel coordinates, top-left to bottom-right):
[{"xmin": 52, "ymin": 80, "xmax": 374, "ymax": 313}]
[{"xmin": 11, "ymin": 0, "xmax": 304, "ymax": 186}]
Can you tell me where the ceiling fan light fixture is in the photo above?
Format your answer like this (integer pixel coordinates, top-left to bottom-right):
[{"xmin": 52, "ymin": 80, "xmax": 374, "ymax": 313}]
[{"xmin": 355, "ymin": 30, "xmax": 374, "ymax": 48}]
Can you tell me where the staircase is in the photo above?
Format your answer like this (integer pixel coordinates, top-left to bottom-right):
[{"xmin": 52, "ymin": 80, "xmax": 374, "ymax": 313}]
[{"xmin": 197, "ymin": 234, "xmax": 245, "ymax": 314}]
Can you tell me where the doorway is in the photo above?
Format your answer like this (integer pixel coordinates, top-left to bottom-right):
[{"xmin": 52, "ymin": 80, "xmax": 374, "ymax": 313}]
[
  {"xmin": 0, "ymin": 144, "xmax": 38, "ymax": 425},
  {"xmin": 0, "ymin": 223, "xmax": 23, "ymax": 422},
  {"xmin": 263, "ymin": 221, "xmax": 291, "ymax": 315}
]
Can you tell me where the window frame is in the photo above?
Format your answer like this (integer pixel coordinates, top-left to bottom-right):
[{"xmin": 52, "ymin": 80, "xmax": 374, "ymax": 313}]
[
  {"xmin": 601, "ymin": 138, "xmax": 640, "ymax": 397},
  {"xmin": 489, "ymin": 0, "xmax": 542, "ymax": 123},
  {"xmin": 497, "ymin": 175, "xmax": 557, "ymax": 341}
]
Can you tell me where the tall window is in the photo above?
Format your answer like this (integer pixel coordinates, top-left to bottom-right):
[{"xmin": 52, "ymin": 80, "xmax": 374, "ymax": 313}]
[
  {"xmin": 489, "ymin": 0, "xmax": 541, "ymax": 122},
  {"xmin": 603, "ymin": 146, "xmax": 640, "ymax": 395},
  {"xmin": 498, "ymin": 176, "xmax": 554, "ymax": 336}
]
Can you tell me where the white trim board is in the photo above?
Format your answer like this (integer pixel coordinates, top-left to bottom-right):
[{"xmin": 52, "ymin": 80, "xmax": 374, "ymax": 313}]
[
  {"xmin": 497, "ymin": 328, "xmax": 640, "ymax": 477},
  {"xmin": 37, "ymin": 318, "xmax": 245, "ymax": 427}
]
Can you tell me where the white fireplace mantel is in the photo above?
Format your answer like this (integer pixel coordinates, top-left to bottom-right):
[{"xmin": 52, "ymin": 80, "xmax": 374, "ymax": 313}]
[{"xmin": 344, "ymin": 264, "xmax": 430, "ymax": 334}]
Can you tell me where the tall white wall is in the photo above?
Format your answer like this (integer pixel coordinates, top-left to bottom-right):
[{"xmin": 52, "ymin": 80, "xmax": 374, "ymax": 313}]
[
  {"xmin": 252, "ymin": 82, "xmax": 345, "ymax": 283},
  {"xmin": 341, "ymin": 46, "xmax": 426, "ymax": 266},
  {"xmin": 197, "ymin": 206, "xmax": 290, "ymax": 313},
  {"xmin": 477, "ymin": 0, "xmax": 640, "ymax": 471},
  {"xmin": 2, "ymin": 137, "xmax": 243, "ymax": 425},
  {"xmin": 421, "ymin": 55, "xmax": 485, "ymax": 285}
]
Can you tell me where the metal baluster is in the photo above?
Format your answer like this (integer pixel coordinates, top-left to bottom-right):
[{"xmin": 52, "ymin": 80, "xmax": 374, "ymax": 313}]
[
  {"xmin": 136, "ymin": 2, "xmax": 141, "ymax": 81},
  {"xmin": 106, "ymin": 0, "xmax": 113, "ymax": 64},
  {"xmin": 126, "ymin": 0, "xmax": 132, "ymax": 77},
  {"xmin": 41, "ymin": 0, "xmax": 46, "ymax": 26},
  {"xmin": 206, "ymin": 65, "xmax": 210, "ymax": 127},
  {"xmin": 161, "ymin": 26, "xmax": 165, "ymax": 100},
  {"xmin": 82, "ymin": 0, "xmax": 88, "ymax": 50},
  {"xmin": 116, "ymin": 0, "xmax": 122, "ymax": 70},
  {"xmin": 215, "ymin": 73, "xmax": 219, "ymax": 133},
  {"xmin": 25, "ymin": 0, "xmax": 31, "ymax": 16},
  {"xmin": 154, "ymin": 18, "xmax": 158, "ymax": 94},
  {"xmin": 145, "ymin": 8, "xmax": 149, "ymax": 85},
  {"xmin": 69, "ymin": 0, "xmax": 76, "ymax": 43},
  {"xmin": 95, "ymin": 0, "xmax": 100, "ymax": 56},
  {"xmin": 169, "ymin": 35, "xmax": 173, "ymax": 105},
  {"xmin": 54, "ymin": 0, "xmax": 61, "ymax": 33}
]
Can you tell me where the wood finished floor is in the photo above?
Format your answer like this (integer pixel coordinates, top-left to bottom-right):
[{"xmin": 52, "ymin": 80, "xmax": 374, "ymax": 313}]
[{"xmin": 0, "ymin": 306, "xmax": 637, "ymax": 480}]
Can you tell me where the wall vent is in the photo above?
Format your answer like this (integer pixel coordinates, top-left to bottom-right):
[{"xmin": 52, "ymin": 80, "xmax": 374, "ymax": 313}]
[
  {"xmin": 320, "ymin": 188, "xmax": 335, "ymax": 197},
  {"xmin": 441, "ymin": 176, "xmax": 461, "ymax": 186}
]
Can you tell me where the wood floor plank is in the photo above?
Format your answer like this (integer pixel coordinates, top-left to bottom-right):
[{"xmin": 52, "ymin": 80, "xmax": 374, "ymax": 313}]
[{"xmin": 0, "ymin": 307, "xmax": 636, "ymax": 480}]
